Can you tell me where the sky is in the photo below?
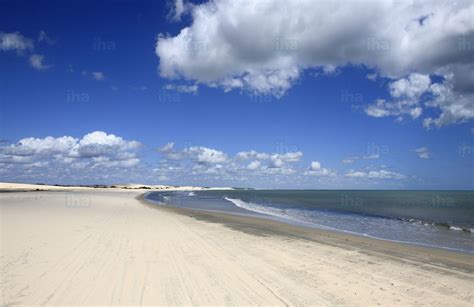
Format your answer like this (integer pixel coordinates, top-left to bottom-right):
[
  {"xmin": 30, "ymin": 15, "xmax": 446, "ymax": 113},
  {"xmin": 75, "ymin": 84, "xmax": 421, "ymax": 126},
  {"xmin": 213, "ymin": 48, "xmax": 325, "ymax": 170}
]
[{"xmin": 0, "ymin": 0, "xmax": 473, "ymax": 189}]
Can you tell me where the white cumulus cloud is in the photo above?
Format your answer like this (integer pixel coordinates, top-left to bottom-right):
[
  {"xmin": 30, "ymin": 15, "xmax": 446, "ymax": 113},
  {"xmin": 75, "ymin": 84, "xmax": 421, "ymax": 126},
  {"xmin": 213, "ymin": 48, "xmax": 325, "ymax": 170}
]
[
  {"xmin": 156, "ymin": 0, "xmax": 474, "ymax": 126},
  {"xmin": 366, "ymin": 73, "xmax": 474, "ymax": 126},
  {"xmin": 247, "ymin": 160, "xmax": 261, "ymax": 170},
  {"xmin": 305, "ymin": 161, "xmax": 335, "ymax": 177},
  {"xmin": 0, "ymin": 131, "xmax": 141, "ymax": 171},
  {"xmin": 345, "ymin": 169, "xmax": 406, "ymax": 180},
  {"xmin": 0, "ymin": 32, "xmax": 34, "ymax": 53},
  {"xmin": 185, "ymin": 146, "xmax": 228, "ymax": 164}
]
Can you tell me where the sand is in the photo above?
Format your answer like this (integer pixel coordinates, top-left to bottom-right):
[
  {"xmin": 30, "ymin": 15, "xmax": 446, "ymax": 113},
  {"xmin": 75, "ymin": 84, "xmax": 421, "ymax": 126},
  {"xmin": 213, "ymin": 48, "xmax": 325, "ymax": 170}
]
[
  {"xmin": 0, "ymin": 182, "xmax": 207, "ymax": 192},
  {"xmin": 1, "ymin": 188, "xmax": 473, "ymax": 305}
]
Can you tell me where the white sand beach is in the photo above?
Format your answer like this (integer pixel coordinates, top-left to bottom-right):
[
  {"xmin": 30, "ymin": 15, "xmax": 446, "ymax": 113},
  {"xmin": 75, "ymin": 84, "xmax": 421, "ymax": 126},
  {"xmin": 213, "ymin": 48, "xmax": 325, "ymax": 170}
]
[{"xmin": 1, "ymin": 186, "xmax": 473, "ymax": 305}]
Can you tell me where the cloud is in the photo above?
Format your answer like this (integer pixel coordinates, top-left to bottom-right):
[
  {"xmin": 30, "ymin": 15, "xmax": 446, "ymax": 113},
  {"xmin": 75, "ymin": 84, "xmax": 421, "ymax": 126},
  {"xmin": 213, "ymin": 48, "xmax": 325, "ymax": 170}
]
[
  {"xmin": 92, "ymin": 71, "xmax": 106, "ymax": 81},
  {"xmin": 366, "ymin": 73, "xmax": 377, "ymax": 81},
  {"xmin": 389, "ymin": 73, "xmax": 432, "ymax": 99},
  {"xmin": 247, "ymin": 160, "xmax": 261, "ymax": 170},
  {"xmin": 168, "ymin": 0, "xmax": 192, "ymax": 22},
  {"xmin": 1, "ymin": 134, "xmax": 412, "ymax": 187},
  {"xmin": 156, "ymin": 143, "xmax": 305, "ymax": 183},
  {"xmin": 309, "ymin": 161, "xmax": 321, "ymax": 171},
  {"xmin": 38, "ymin": 30, "xmax": 55, "ymax": 45},
  {"xmin": 164, "ymin": 84, "xmax": 198, "ymax": 94},
  {"xmin": 158, "ymin": 143, "xmax": 228, "ymax": 164},
  {"xmin": 29, "ymin": 54, "xmax": 51, "ymax": 70},
  {"xmin": 423, "ymin": 74, "xmax": 474, "ymax": 128},
  {"xmin": 365, "ymin": 73, "xmax": 430, "ymax": 119},
  {"xmin": 1, "ymin": 31, "xmax": 54, "ymax": 70},
  {"xmin": 0, "ymin": 131, "xmax": 141, "ymax": 172},
  {"xmin": 235, "ymin": 150, "xmax": 271, "ymax": 160},
  {"xmin": 365, "ymin": 99, "xmax": 423, "ymax": 120},
  {"xmin": 153, "ymin": 143, "xmax": 411, "ymax": 187},
  {"xmin": 185, "ymin": 146, "xmax": 228, "ymax": 164},
  {"xmin": 341, "ymin": 153, "xmax": 379, "ymax": 164},
  {"xmin": 345, "ymin": 169, "xmax": 406, "ymax": 180},
  {"xmin": 267, "ymin": 152, "xmax": 302, "ymax": 169},
  {"xmin": 305, "ymin": 161, "xmax": 335, "ymax": 177},
  {"xmin": 157, "ymin": 142, "xmax": 187, "ymax": 160},
  {"xmin": 414, "ymin": 147, "xmax": 431, "ymax": 159},
  {"xmin": 235, "ymin": 150, "xmax": 302, "ymax": 169},
  {"xmin": 82, "ymin": 70, "xmax": 107, "ymax": 81},
  {"xmin": 342, "ymin": 157, "xmax": 357, "ymax": 164},
  {"xmin": 158, "ymin": 142, "xmax": 175, "ymax": 154},
  {"xmin": 273, "ymin": 151, "xmax": 303, "ymax": 163},
  {"xmin": 156, "ymin": 0, "xmax": 474, "ymax": 125},
  {"xmin": 365, "ymin": 73, "xmax": 474, "ymax": 127},
  {"xmin": 0, "ymin": 32, "xmax": 34, "ymax": 53}
]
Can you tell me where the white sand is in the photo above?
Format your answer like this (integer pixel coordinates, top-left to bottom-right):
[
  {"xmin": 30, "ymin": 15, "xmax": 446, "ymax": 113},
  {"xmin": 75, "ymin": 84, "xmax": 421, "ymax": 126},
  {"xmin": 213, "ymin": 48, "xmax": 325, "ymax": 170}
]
[
  {"xmin": 0, "ymin": 182, "xmax": 209, "ymax": 192},
  {"xmin": 1, "ymin": 189, "xmax": 473, "ymax": 305}
]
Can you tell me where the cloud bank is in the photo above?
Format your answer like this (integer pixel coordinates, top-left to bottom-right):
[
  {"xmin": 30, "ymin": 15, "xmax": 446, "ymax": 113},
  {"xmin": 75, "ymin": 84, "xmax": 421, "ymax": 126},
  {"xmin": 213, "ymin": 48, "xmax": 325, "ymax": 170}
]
[
  {"xmin": 0, "ymin": 131, "xmax": 142, "ymax": 182},
  {"xmin": 156, "ymin": 0, "xmax": 474, "ymax": 127},
  {"xmin": 155, "ymin": 142, "xmax": 404, "ymax": 187},
  {"xmin": 1, "ymin": 134, "xmax": 409, "ymax": 187}
]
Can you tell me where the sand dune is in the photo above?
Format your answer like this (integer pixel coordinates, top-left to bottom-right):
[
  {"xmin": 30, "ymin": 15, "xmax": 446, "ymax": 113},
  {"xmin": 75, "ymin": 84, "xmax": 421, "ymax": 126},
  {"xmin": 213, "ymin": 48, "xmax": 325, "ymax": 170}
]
[
  {"xmin": 0, "ymin": 182, "xmax": 208, "ymax": 192},
  {"xmin": 1, "ymin": 189, "xmax": 473, "ymax": 305}
]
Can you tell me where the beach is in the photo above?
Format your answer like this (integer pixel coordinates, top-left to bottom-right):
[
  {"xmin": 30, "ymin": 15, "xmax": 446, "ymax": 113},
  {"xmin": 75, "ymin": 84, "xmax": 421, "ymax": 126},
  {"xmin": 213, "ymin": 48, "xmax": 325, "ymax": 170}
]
[{"xmin": 1, "ymin": 186, "xmax": 473, "ymax": 305}]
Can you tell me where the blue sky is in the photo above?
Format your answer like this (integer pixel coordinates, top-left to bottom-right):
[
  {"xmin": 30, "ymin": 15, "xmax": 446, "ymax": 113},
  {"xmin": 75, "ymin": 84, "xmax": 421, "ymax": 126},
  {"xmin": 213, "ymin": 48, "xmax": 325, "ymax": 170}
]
[{"xmin": 0, "ymin": 0, "xmax": 473, "ymax": 189}]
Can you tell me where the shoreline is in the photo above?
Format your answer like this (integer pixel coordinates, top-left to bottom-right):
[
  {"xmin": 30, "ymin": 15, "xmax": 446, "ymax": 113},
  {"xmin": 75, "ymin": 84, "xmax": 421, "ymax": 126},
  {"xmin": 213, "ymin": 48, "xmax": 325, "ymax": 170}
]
[
  {"xmin": 141, "ymin": 191, "xmax": 474, "ymax": 257},
  {"xmin": 139, "ymin": 192, "xmax": 474, "ymax": 274},
  {"xmin": 2, "ymin": 188, "xmax": 474, "ymax": 305}
]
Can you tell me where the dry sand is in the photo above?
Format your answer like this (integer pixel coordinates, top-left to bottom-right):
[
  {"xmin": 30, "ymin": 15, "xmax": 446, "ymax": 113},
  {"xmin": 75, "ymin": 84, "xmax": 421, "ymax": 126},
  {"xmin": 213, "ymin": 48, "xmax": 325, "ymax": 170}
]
[
  {"xmin": 1, "ymin": 188, "xmax": 473, "ymax": 305},
  {"xmin": 0, "ymin": 182, "xmax": 207, "ymax": 192}
]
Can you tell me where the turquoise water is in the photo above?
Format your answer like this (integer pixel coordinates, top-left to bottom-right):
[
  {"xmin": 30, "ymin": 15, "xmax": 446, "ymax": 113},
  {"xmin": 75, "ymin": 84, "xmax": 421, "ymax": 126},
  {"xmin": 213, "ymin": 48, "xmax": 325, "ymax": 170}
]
[{"xmin": 145, "ymin": 190, "xmax": 474, "ymax": 253}]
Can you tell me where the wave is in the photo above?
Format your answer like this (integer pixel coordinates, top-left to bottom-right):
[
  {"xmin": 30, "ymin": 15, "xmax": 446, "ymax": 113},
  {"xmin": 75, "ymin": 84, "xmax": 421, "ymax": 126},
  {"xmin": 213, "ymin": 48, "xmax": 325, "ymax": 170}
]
[
  {"xmin": 144, "ymin": 191, "xmax": 473, "ymax": 253},
  {"xmin": 224, "ymin": 197, "xmax": 473, "ymax": 234},
  {"xmin": 224, "ymin": 197, "xmax": 474, "ymax": 254},
  {"xmin": 224, "ymin": 197, "xmax": 362, "ymax": 235}
]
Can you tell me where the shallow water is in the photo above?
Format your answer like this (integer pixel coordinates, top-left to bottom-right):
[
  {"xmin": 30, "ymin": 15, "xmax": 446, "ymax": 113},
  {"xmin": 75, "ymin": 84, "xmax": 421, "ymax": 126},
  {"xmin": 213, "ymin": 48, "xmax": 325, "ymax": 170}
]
[{"xmin": 145, "ymin": 190, "xmax": 474, "ymax": 253}]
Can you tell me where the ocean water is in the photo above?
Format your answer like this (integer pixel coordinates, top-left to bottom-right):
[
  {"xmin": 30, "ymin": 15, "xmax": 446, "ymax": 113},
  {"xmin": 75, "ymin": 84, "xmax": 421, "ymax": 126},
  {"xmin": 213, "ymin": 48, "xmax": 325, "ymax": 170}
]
[{"xmin": 145, "ymin": 190, "xmax": 474, "ymax": 253}]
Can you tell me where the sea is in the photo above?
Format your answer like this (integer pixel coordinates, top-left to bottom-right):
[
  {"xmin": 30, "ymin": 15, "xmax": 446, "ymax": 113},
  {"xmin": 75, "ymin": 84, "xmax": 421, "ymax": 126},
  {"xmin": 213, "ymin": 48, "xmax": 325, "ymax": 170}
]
[{"xmin": 145, "ymin": 190, "xmax": 474, "ymax": 254}]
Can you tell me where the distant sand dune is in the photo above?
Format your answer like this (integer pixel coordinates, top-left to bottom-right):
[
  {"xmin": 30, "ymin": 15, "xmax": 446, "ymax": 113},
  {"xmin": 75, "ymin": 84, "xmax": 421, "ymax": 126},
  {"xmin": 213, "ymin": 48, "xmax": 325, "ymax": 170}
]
[{"xmin": 0, "ymin": 182, "xmax": 209, "ymax": 192}]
